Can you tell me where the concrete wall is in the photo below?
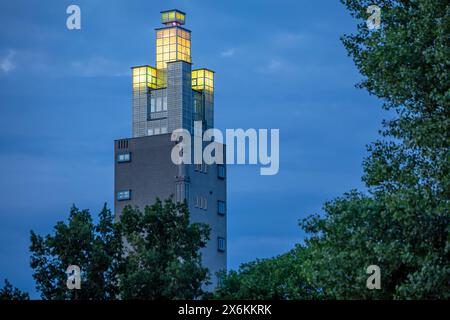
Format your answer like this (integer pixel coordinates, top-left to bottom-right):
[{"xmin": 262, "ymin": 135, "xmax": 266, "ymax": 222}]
[{"xmin": 114, "ymin": 134, "xmax": 227, "ymax": 289}]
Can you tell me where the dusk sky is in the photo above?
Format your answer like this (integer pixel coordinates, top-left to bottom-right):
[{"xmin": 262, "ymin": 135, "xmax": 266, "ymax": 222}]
[{"xmin": 0, "ymin": 0, "xmax": 386, "ymax": 298}]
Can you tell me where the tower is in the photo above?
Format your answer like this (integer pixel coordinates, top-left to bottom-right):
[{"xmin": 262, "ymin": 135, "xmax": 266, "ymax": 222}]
[{"xmin": 115, "ymin": 10, "xmax": 227, "ymax": 289}]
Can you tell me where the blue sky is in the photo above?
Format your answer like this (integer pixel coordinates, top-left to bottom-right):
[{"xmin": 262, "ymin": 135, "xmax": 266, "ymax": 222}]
[{"xmin": 0, "ymin": 0, "xmax": 386, "ymax": 298}]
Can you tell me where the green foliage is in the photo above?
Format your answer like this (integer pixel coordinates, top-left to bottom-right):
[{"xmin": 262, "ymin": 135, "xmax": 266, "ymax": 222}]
[
  {"xmin": 216, "ymin": 0, "xmax": 449, "ymax": 300},
  {"xmin": 300, "ymin": 191, "xmax": 448, "ymax": 299},
  {"xmin": 300, "ymin": 0, "xmax": 450, "ymax": 299},
  {"xmin": 118, "ymin": 199, "xmax": 211, "ymax": 299},
  {"xmin": 0, "ymin": 279, "xmax": 29, "ymax": 300},
  {"xmin": 213, "ymin": 246, "xmax": 320, "ymax": 300},
  {"xmin": 29, "ymin": 198, "xmax": 210, "ymax": 300},
  {"xmin": 29, "ymin": 204, "xmax": 122, "ymax": 300}
]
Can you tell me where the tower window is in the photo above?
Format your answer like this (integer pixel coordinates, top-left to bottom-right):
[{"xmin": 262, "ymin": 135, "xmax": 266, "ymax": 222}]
[
  {"xmin": 218, "ymin": 164, "xmax": 226, "ymax": 179},
  {"xmin": 218, "ymin": 237, "xmax": 226, "ymax": 252},
  {"xmin": 117, "ymin": 153, "xmax": 131, "ymax": 163},
  {"xmin": 117, "ymin": 190, "xmax": 131, "ymax": 201},
  {"xmin": 218, "ymin": 201, "xmax": 226, "ymax": 216}
]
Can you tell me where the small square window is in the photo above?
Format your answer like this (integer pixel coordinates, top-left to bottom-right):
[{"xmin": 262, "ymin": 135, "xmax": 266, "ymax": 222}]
[
  {"xmin": 117, "ymin": 190, "xmax": 131, "ymax": 201},
  {"xmin": 117, "ymin": 153, "xmax": 131, "ymax": 163},
  {"xmin": 218, "ymin": 237, "xmax": 226, "ymax": 252}
]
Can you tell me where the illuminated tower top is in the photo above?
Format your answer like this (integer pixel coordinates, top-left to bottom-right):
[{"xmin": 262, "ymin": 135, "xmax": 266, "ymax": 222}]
[
  {"xmin": 131, "ymin": 9, "xmax": 215, "ymax": 138},
  {"xmin": 161, "ymin": 9, "xmax": 186, "ymax": 26},
  {"xmin": 155, "ymin": 10, "xmax": 191, "ymax": 71}
]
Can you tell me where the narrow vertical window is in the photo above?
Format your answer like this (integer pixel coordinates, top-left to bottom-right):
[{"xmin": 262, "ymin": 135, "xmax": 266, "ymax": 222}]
[
  {"xmin": 156, "ymin": 97, "xmax": 162, "ymax": 112},
  {"xmin": 184, "ymin": 183, "xmax": 189, "ymax": 205},
  {"xmin": 151, "ymin": 98, "xmax": 155, "ymax": 112},
  {"xmin": 218, "ymin": 164, "xmax": 226, "ymax": 179},
  {"xmin": 218, "ymin": 201, "xmax": 226, "ymax": 216},
  {"xmin": 218, "ymin": 237, "xmax": 226, "ymax": 252}
]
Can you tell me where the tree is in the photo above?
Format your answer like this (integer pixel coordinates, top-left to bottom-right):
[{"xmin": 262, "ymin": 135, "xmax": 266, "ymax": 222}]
[
  {"xmin": 298, "ymin": 0, "xmax": 449, "ymax": 299},
  {"xmin": 0, "ymin": 279, "xmax": 29, "ymax": 300},
  {"xmin": 212, "ymin": 245, "xmax": 320, "ymax": 300},
  {"xmin": 118, "ymin": 198, "xmax": 211, "ymax": 299},
  {"xmin": 29, "ymin": 204, "xmax": 122, "ymax": 300},
  {"xmin": 214, "ymin": 0, "xmax": 449, "ymax": 300}
]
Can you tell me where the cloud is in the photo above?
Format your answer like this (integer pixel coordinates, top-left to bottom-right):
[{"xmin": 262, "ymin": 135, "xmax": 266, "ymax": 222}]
[
  {"xmin": 273, "ymin": 32, "xmax": 305, "ymax": 47},
  {"xmin": 267, "ymin": 59, "xmax": 282, "ymax": 71},
  {"xmin": 0, "ymin": 50, "xmax": 16, "ymax": 74},
  {"xmin": 69, "ymin": 57, "xmax": 128, "ymax": 77},
  {"xmin": 256, "ymin": 58, "xmax": 286, "ymax": 74},
  {"xmin": 220, "ymin": 48, "xmax": 235, "ymax": 58}
]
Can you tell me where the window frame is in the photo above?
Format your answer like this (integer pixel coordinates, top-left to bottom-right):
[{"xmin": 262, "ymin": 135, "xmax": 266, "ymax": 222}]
[
  {"xmin": 117, "ymin": 190, "xmax": 131, "ymax": 201},
  {"xmin": 218, "ymin": 237, "xmax": 226, "ymax": 252},
  {"xmin": 217, "ymin": 200, "xmax": 226, "ymax": 216},
  {"xmin": 117, "ymin": 152, "xmax": 131, "ymax": 163},
  {"xmin": 218, "ymin": 164, "xmax": 226, "ymax": 179}
]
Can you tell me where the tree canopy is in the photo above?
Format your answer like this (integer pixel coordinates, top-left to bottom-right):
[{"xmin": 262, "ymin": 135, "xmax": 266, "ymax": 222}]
[
  {"xmin": 0, "ymin": 279, "xmax": 29, "ymax": 300},
  {"xmin": 215, "ymin": 0, "xmax": 449, "ymax": 299},
  {"xmin": 118, "ymin": 199, "xmax": 211, "ymax": 299},
  {"xmin": 29, "ymin": 198, "xmax": 210, "ymax": 300}
]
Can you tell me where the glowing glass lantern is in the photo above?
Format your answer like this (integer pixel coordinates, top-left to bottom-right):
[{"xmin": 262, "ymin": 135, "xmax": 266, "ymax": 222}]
[{"xmin": 192, "ymin": 69, "xmax": 214, "ymax": 93}]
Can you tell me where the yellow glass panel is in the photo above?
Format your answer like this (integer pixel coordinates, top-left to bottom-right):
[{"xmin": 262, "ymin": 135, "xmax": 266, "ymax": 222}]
[
  {"xmin": 156, "ymin": 39, "xmax": 162, "ymax": 46},
  {"xmin": 163, "ymin": 53, "xmax": 169, "ymax": 60},
  {"xmin": 170, "ymin": 44, "xmax": 176, "ymax": 52},
  {"xmin": 169, "ymin": 28, "xmax": 176, "ymax": 36},
  {"xmin": 169, "ymin": 52, "xmax": 176, "ymax": 60},
  {"xmin": 163, "ymin": 38, "xmax": 169, "ymax": 45},
  {"xmin": 169, "ymin": 12, "xmax": 175, "ymax": 20}
]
